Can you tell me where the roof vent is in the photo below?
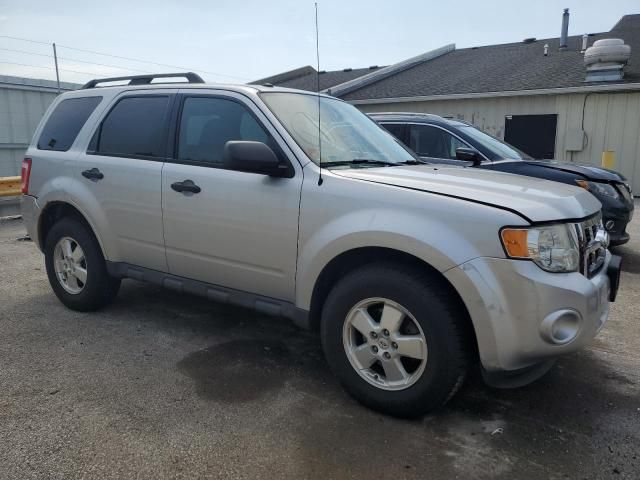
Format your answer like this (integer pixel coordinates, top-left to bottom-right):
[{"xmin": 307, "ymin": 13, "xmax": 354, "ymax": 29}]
[
  {"xmin": 559, "ymin": 8, "xmax": 569, "ymax": 51},
  {"xmin": 581, "ymin": 34, "xmax": 589, "ymax": 53},
  {"xmin": 523, "ymin": 37, "xmax": 536, "ymax": 43},
  {"xmin": 369, "ymin": 65, "xmax": 378, "ymax": 69},
  {"xmin": 319, "ymin": 70, "xmax": 326, "ymax": 74},
  {"xmin": 343, "ymin": 68, "xmax": 353, "ymax": 72},
  {"xmin": 584, "ymin": 38, "xmax": 631, "ymax": 82}
]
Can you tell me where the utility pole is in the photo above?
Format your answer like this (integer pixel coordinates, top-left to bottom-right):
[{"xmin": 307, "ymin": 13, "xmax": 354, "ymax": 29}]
[{"xmin": 52, "ymin": 43, "xmax": 60, "ymax": 94}]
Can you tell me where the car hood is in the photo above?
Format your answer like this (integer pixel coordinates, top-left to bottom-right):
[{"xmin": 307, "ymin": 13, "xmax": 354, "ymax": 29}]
[
  {"xmin": 522, "ymin": 160, "xmax": 627, "ymax": 182},
  {"xmin": 332, "ymin": 165, "xmax": 601, "ymax": 223}
]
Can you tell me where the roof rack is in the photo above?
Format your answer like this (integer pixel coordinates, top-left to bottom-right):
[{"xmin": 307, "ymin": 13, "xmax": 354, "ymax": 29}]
[{"xmin": 81, "ymin": 72, "xmax": 205, "ymax": 89}]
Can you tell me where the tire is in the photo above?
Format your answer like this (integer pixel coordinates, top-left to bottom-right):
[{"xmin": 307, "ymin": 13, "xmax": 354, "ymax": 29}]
[
  {"xmin": 321, "ymin": 263, "xmax": 469, "ymax": 418},
  {"xmin": 44, "ymin": 216, "xmax": 120, "ymax": 311}
]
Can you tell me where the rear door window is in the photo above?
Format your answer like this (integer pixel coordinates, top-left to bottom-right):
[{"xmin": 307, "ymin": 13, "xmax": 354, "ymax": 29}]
[
  {"xmin": 93, "ymin": 96, "xmax": 170, "ymax": 158},
  {"xmin": 37, "ymin": 96, "xmax": 102, "ymax": 151}
]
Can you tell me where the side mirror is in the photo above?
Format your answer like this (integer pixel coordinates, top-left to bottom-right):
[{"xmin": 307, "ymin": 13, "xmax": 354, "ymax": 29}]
[
  {"xmin": 455, "ymin": 147, "xmax": 482, "ymax": 166},
  {"xmin": 223, "ymin": 141, "xmax": 291, "ymax": 177}
]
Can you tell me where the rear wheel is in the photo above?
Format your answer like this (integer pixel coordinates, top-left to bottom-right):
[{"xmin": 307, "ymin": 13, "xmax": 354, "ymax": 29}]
[
  {"xmin": 321, "ymin": 263, "xmax": 469, "ymax": 417},
  {"xmin": 44, "ymin": 217, "xmax": 120, "ymax": 311}
]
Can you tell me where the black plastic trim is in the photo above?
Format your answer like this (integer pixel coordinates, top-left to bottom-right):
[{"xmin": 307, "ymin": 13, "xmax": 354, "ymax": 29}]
[
  {"xmin": 607, "ymin": 254, "xmax": 622, "ymax": 302},
  {"xmin": 81, "ymin": 72, "xmax": 204, "ymax": 89},
  {"xmin": 106, "ymin": 261, "xmax": 310, "ymax": 329},
  {"xmin": 482, "ymin": 359, "xmax": 556, "ymax": 388}
]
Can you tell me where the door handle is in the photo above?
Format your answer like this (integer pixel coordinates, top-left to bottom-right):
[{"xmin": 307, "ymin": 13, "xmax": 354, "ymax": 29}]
[
  {"xmin": 81, "ymin": 168, "xmax": 104, "ymax": 181},
  {"xmin": 171, "ymin": 179, "xmax": 201, "ymax": 194}
]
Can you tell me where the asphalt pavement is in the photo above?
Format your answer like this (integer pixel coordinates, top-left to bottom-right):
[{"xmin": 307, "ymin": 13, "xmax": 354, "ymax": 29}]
[{"xmin": 1, "ymin": 205, "xmax": 638, "ymax": 479}]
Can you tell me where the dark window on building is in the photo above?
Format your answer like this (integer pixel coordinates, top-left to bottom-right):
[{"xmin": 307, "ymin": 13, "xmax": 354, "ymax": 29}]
[
  {"xmin": 177, "ymin": 96, "xmax": 282, "ymax": 166},
  {"xmin": 96, "ymin": 96, "xmax": 170, "ymax": 158},
  {"xmin": 408, "ymin": 125, "xmax": 467, "ymax": 159},
  {"xmin": 37, "ymin": 96, "xmax": 102, "ymax": 151},
  {"xmin": 504, "ymin": 114, "xmax": 557, "ymax": 159}
]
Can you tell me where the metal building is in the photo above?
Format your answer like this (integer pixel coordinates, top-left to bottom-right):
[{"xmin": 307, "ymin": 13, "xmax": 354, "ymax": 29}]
[
  {"xmin": 256, "ymin": 13, "xmax": 640, "ymax": 193},
  {"xmin": 0, "ymin": 75, "xmax": 79, "ymax": 177},
  {"xmin": 0, "ymin": 75, "xmax": 78, "ymax": 215}
]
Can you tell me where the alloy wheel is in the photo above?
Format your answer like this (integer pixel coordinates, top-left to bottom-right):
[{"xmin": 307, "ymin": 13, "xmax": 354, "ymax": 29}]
[{"xmin": 342, "ymin": 297, "xmax": 428, "ymax": 391}]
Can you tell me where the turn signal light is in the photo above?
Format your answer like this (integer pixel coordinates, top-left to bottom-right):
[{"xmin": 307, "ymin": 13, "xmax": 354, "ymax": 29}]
[{"xmin": 500, "ymin": 229, "xmax": 529, "ymax": 258}]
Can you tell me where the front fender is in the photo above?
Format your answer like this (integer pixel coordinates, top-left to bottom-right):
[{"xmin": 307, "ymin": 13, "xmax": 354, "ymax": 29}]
[{"xmin": 295, "ymin": 207, "xmax": 508, "ymax": 310}]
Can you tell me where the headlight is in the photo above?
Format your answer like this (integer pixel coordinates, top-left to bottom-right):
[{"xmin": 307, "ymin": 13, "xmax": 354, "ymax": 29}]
[
  {"xmin": 575, "ymin": 180, "xmax": 620, "ymax": 199},
  {"xmin": 501, "ymin": 224, "xmax": 579, "ymax": 272}
]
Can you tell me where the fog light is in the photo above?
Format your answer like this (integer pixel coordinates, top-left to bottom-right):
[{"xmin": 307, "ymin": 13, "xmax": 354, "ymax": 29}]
[
  {"xmin": 605, "ymin": 220, "xmax": 615, "ymax": 231},
  {"xmin": 540, "ymin": 309, "xmax": 581, "ymax": 345}
]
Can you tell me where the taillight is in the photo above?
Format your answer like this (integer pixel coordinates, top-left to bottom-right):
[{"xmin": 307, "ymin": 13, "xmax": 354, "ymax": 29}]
[{"xmin": 21, "ymin": 157, "xmax": 32, "ymax": 194}]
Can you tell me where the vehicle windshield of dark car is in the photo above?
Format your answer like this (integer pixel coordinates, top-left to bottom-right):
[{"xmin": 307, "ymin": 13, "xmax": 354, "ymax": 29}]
[{"xmin": 454, "ymin": 123, "xmax": 532, "ymax": 160}]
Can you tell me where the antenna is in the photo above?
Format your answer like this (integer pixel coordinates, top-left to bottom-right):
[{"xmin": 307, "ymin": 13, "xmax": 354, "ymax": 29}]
[{"xmin": 315, "ymin": 2, "xmax": 323, "ymax": 186}]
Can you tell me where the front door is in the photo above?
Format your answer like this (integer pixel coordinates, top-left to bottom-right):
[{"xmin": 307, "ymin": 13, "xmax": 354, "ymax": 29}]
[{"xmin": 161, "ymin": 91, "xmax": 302, "ymax": 301}]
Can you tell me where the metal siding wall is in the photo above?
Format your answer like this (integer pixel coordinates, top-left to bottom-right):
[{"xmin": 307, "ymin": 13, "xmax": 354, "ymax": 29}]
[
  {"xmin": 0, "ymin": 85, "xmax": 58, "ymax": 177},
  {"xmin": 358, "ymin": 92, "xmax": 640, "ymax": 192},
  {"xmin": 0, "ymin": 150, "xmax": 20, "ymax": 176}
]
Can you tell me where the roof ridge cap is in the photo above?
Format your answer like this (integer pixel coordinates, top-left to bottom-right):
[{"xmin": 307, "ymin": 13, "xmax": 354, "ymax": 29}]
[
  {"xmin": 250, "ymin": 65, "xmax": 316, "ymax": 85},
  {"xmin": 328, "ymin": 44, "xmax": 455, "ymax": 98}
]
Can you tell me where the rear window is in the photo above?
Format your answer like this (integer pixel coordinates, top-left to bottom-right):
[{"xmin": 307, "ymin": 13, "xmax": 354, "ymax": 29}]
[
  {"xmin": 37, "ymin": 96, "xmax": 102, "ymax": 151},
  {"xmin": 93, "ymin": 96, "xmax": 170, "ymax": 158}
]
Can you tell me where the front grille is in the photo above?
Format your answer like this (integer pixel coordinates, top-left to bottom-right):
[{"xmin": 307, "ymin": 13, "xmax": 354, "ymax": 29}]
[{"xmin": 574, "ymin": 214, "xmax": 607, "ymax": 278}]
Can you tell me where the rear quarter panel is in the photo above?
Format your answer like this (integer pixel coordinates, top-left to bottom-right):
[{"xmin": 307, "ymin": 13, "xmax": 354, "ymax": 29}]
[{"xmin": 25, "ymin": 90, "xmax": 115, "ymax": 254}]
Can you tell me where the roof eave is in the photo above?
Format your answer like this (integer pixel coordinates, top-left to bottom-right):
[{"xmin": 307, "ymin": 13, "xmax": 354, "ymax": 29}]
[{"xmin": 347, "ymin": 82, "xmax": 640, "ymax": 104}]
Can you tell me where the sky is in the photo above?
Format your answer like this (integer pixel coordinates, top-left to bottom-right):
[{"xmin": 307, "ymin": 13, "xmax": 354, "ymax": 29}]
[{"xmin": 0, "ymin": 0, "xmax": 638, "ymax": 85}]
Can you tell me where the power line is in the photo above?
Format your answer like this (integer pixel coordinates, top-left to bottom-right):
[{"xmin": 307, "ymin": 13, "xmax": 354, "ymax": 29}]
[
  {"xmin": 0, "ymin": 47, "xmax": 152, "ymax": 74},
  {"xmin": 0, "ymin": 34, "xmax": 250, "ymax": 81},
  {"xmin": 0, "ymin": 35, "xmax": 48, "ymax": 46},
  {"xmin": 0, "ymin": 60, "xmax": 98, "ymax": 77},
  {"xmin": 56, "ymin": 43, "xmax": 250, "ymax": 81}
]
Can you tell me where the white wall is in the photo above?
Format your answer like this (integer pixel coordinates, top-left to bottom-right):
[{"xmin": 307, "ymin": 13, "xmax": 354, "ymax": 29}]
[{"xmin": 357, "ymin": 91, "xmax": 640, "ymax": 192}]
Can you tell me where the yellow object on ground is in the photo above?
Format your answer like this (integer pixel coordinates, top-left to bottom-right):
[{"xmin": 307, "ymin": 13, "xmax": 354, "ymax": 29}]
[
  {"xmin": 0, "ymin": 176, "xmax": 21, "ymax": 197},
  {"xmin": 602, "ymin": 151, "xmax": 615, "ymax": 169}
]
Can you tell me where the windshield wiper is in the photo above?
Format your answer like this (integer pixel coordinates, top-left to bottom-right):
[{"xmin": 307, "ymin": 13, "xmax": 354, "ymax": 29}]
[
  {"xmin": 397, "ymin": 159, "xmax": 428, "ymax": 165},
  {"xmin": 322, "ymin": 159, "xmax": 403, "ymax": 167}
]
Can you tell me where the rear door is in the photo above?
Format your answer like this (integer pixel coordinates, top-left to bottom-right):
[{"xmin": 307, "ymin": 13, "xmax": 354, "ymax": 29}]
[
  {"xmin": 75, "ymin": 91, "xmax": 174, "ymax": 271},
  {"xmin": 161, "ymin": 90, "xmax": 302, "ymax": 301}
]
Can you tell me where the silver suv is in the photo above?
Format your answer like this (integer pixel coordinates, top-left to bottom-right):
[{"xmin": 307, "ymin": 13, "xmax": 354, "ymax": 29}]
[{"xmin": 21, "ymin": 73, "xmax": 621, "ymax": 417}]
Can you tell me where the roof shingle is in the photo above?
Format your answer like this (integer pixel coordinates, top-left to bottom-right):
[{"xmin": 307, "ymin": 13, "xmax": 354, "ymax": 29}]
[{"xmin": 342, "ymin": 14, "xmax": 640, "ymax": 101}]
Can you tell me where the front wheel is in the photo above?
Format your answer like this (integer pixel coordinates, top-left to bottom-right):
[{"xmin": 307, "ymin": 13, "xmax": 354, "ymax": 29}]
[{"xmin": 321, "ymin": 263, "xmax": 470, "ymax": 418}]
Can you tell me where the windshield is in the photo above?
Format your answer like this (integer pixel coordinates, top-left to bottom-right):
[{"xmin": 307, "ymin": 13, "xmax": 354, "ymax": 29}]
[
  {"xmin": 260, "ymin": 92, "xmax": 416, "ymax": 166},
  {"xmin": 457, "ymin": 124, "xmax": 531, "ymax": 160}
]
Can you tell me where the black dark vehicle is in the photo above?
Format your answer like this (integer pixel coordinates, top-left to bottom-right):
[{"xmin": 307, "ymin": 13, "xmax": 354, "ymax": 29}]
[{"xmin": 371, "ymin": 113, "xmax": 635, "ymax": 246}]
